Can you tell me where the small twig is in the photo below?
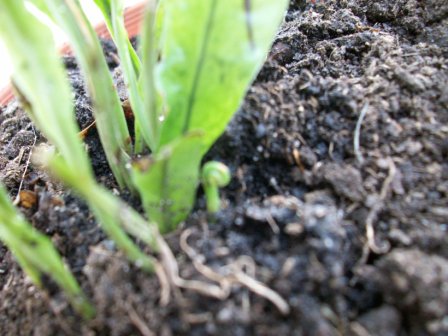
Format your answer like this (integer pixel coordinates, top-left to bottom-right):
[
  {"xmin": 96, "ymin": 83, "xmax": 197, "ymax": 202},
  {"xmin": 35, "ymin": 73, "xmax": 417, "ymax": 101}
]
[
  {"xmin": 13, "ymin": 126, "xmax": 37, "ymax": 206},
  {"xmin": 265, "ymin": 213, "xmax": 280, "ymax": 234},
  {"xmin": 354, "ymin": 103, "xmax": 369, "ymax": 164},
  {"xmin": 78, "ymin": 120, "xmax": 97, "ymax": 139}
]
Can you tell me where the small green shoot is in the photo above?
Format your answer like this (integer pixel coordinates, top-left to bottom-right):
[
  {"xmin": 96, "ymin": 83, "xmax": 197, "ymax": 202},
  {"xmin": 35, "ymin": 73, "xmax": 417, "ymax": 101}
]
[
  {"xmin": 94, "ymin": 0, "xmax": 157, "ymax": 152},
  {"xmin": 202, "ymin": 162, "xmax": 231, "ymax": 213}
]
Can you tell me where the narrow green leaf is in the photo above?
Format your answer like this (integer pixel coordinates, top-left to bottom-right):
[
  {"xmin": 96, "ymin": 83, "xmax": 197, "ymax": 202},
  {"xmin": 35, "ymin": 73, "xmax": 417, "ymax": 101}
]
[
  {"xmin": 156, "ymin": 0, "xmax": 288, "ymax": 152},
  {"xmin": 93, "ymin": 0, "xmax": 141, "ymax": 75},
  {"xmin": 139, "ymin": 0, "xmax": 163, "ymax": 150},
  {"xmin": 92, "ymin": 0, "xmax": 113, "ymax": 29},
  {"xmin": 108, "ymin": 0, "xmax": 155, "ymax": 150},
  {"xmin": 0, "ymin": 184, "xmax": 94, "ymax": 319},
  {"xmin": 42, "ymin": 0, "xmax": 133, "ymax": 188},
  {"xmin": 37, "ymin": 148, "xmax": 159, "ymax": 271},
  {"xmin": 94, "ymin": 0, "xmax": 152, "ymax": 151},
  {"xmin": 131, "ymin": 132, "xmax": 204, "ymax": 233},
  {"xmin": 0, "ymin": 0, "xmax": 90, "ymax": 178}
]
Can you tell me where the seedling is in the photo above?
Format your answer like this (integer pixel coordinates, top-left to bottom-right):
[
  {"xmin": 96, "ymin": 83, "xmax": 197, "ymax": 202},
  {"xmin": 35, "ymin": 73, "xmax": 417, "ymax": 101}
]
[
  {"xmin": 202, "ymin": 161, "xmax": 231, "ymax": 213},
  {"xmin": 0, "ymin": 0, "xmax": 288, "ymax": 316}
]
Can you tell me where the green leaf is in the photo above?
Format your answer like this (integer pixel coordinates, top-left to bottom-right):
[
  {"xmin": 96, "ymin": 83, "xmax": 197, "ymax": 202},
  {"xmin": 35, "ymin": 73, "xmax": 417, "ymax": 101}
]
[
  {"xmin": 42, "ymin": 0, "xmax": 133, "ymax": 188},
  {"xmin": 0, "ymin": 0, "xmax": 90, "ymax": 178},
  {"xmin": 0, "ymin": 184, "xmax": 94, "ymax": 319},
  {"xmin": 131, "ymin": 132, "xmax": 204, "ymax": 233},
  {"xmin": 139, "ymin": 0, "xmax": 163, "ymax": 150},
  {"xmin": 133, "ymin": 1, "xmax": 287, "ymax": 231},
  {"xmin": 107, "ymin": 0, "xmax": 154, "ymax": 150},
  {"xmin": 94, "ymin": 0, "xmax": 151, "ymax": 152},
  {"xmin": 93, "ymin": 0, "xmax": 141, "ymax": 75},
  {"xmin": 156, "ymin": 0, "xmax": 288, "ymax": 152},
  {"xmin": 38, "ymin": 148, "xmax": 159, "ymax": 271},
  {"xmin": 92, "ymin": 0, "xmax": 113, "ymax": 28}
]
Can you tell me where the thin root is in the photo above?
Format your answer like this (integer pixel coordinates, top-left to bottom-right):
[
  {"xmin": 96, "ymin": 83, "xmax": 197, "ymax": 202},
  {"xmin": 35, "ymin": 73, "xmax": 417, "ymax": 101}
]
[
  {"xmin": 126, "ymin": 303, "xmax": 155, "ymax": 336},
  {"xmin": 173, "ymin": 229, "xmax": 290, "ymax": 315},
  {"xmin": 157, "ymin": 234, "xmax": 227, "ymax": 299},
  {"xmin": 359, "ymin": 158, "xmax": 395, "ymax": 264},
  {"xmin": 354, "ymin": 103, "xmax": 369, "ymax": 165},
  {"xmin": 154, "ymin": 261, "xmax": 171, "ymax": 306}
]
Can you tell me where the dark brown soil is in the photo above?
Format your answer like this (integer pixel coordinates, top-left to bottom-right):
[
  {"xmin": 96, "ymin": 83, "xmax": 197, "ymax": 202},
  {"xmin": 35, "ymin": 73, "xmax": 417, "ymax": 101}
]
[{"xmin": 1, "ymin": 1, "xmax": 448, "ymax": 335}]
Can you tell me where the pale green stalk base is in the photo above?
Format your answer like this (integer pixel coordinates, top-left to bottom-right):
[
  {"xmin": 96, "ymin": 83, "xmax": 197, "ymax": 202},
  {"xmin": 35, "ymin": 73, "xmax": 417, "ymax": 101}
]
[{"xmin": 42, "ymin": 151, "xmax": 159, "ymax": 272}]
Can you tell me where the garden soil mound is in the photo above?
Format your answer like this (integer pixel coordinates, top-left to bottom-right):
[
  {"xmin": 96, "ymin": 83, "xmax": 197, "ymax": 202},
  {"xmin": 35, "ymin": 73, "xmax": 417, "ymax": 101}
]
[{"xmin": 1, "ymin": 1, "xmax": 447, "ymax": 335}]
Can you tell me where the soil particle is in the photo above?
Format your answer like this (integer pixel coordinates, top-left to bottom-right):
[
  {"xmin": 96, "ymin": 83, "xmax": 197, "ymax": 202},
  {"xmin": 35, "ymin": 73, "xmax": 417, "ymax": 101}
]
[
  {"xmin": 375, "ymin": 249, "xmax": 448, "ymax": 335},
  {"xmin": 3, "ymin": 130, "xmax": 36, "ymax": 159},
  {"xmin": 319, "ymin": 163, "xmax": 365, "ymax": 202},
  {"xmin": 351, "ymin": 305, "xmax": 402, "ymax": 336}
]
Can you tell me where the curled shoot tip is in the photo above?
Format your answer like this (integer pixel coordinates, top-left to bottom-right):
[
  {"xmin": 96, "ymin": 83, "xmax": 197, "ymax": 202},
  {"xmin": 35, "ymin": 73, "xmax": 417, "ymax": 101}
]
[{"xmin": 201, "ymin": 161, "xmax": 231, "ymax": 213}]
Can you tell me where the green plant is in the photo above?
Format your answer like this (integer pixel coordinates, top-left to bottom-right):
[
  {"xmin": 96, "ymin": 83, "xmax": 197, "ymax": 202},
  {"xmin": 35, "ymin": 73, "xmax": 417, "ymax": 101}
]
[{"xmin": 0, "ymin": 0, "xmax": 288, "ymax": 315}]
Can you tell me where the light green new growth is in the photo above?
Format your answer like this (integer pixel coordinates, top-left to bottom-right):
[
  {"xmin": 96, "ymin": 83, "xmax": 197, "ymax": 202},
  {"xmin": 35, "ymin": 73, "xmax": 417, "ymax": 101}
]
[
  {"xmin": 132, "ymin": 132, "xmax": 204, "ymax": 233},
  {"xmin": 202, "ymin": 161, "xmax": 231, "ymax": 213},
  {"xmin": 0, "ymin": 184, "xmax": 94, "ymax": 319}
]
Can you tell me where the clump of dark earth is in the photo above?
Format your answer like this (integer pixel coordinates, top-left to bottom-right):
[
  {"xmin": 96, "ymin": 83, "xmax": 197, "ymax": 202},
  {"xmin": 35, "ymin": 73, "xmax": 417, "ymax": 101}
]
[{"xmin": 1, "ymin": 0, "xmax": 448, "ymax": 335}]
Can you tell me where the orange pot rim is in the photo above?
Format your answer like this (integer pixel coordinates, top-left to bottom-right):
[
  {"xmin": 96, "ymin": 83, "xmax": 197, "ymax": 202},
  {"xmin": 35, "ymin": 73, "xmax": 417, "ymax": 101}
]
[{"xmin": 0, "ymin": 2, "xmax": 145, "ymax": 107}]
